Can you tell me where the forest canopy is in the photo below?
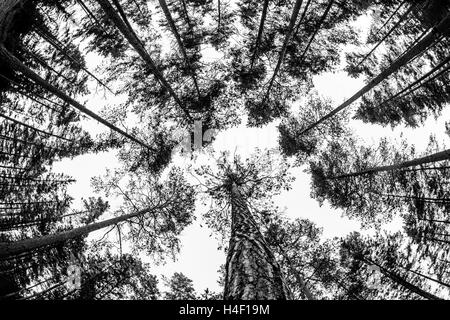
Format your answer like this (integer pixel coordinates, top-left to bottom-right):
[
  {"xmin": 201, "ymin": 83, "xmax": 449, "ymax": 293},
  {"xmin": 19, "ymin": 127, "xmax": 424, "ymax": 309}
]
[{"xmin": 0, "ymin": 0, "xmax": 449, "ymax": 300}]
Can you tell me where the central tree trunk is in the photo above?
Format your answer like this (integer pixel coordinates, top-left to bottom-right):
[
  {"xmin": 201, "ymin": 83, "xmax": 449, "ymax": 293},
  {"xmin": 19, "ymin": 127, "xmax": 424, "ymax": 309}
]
[{"xmin": 223, "ymin": 183, "xmax": 289, "ymax": 300}]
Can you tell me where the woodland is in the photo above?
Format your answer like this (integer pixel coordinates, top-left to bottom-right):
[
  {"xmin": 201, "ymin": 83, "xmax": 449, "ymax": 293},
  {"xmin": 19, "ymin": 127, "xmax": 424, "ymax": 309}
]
[{"xmin": 0, "ymin": 0, "xmax": 449, "ymax": 300}]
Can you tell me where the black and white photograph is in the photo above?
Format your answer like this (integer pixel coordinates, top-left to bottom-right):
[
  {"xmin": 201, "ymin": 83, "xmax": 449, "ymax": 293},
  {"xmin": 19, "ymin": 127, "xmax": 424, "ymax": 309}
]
[{"xmin": 0, "ymin": 0, "xmax": 449, "ymax": 308}]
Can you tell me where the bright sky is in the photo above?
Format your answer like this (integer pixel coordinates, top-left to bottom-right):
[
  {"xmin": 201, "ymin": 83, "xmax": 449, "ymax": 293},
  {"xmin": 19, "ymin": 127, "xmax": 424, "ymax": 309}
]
[{"xmin": 50, "ymin": 7, "xmax": 450, "ymax": 296}]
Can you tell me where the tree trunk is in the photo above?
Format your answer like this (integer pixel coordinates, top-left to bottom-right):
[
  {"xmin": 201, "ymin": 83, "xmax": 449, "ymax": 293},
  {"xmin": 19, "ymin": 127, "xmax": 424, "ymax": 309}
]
[
  {"xmin": 0, "ymin": 206, "xmax": 156, "ymax": 259},
  {"xmin": 294, "ymin": 0, "xmax": 312, "ymax": 36},
  {"xmin": 329, "ymin": 149, "xmax": 450, "ymax": 179},
  {"xmin": 0, "ymin": 45, "xmax": 154, "ymax": 150},
  {"xmin": 361, "ymin": 256, "xmax": 441, "ymax": 300},
  {"xmin": 377, "ymin": 55, "xmax": 450, "ymax": 109},
  {"xmin": 355, "ymin": 2, "xmax": 416, "ymax": 68},
  {"xmin": 223, "ymin": 183, "xmax": 289, "ymax": 300},
  {"xmin": 0, "ymin": 112, "xmax": 72, "ymax": 141},
  {"xmin": 250, "ymin": 0, "xmax": 270, "ymax": 69},
  {"xmin": 180, "ymin": 0, "xmax": 192, "ymax": 28},
  {"xmin": 299, "ymin": 11, "xmax": 450, "ymax": 135},
  {"xmin": 262, "ymin": 0, "xmax": 303, "ymax": 103},
  {"xmin": 419, "ymin": 218, "xmax": 450, "ymax": 225},
  {"xmin": 96, "ymin": 0, "xmax": 192, "ymax": 121},
  {"xmin": 296, "ymin": 0, "xmax": 334, "ymax": 64},
  {"xmin": 157, "ymin": 0, "xmax": 201, "ymax": 97}
]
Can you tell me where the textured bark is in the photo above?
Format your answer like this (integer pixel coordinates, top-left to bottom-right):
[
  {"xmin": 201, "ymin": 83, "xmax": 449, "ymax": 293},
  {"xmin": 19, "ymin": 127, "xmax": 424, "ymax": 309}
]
[
  {"xmin": 299, "ymin": 11, "xmax": 450, "ymax": 135},
  {"xmin": 0, "ymin": 206, "xmax": 157, "ymax": 258},
  {"xmin": 223, "ymin": 183, "xmax": 289, "ymax": 300}
]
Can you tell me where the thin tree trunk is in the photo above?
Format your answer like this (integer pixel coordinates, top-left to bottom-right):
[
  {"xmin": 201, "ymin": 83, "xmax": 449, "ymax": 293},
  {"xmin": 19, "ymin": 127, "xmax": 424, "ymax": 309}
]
[
  {"xmin": 372, "ymin": 0, "xmax": 408, "ymax": 37},
  {"xmin": 278, "ymin": 246, "xmax": 314, "ymax": 299},
  {"xmin": 157, "ymin": 0, "xmax": 201, "ymax": 98},
  {"xmin": 0, "ymin": 134, "xmax": 64, "ymax": 152},
  {"xmin": 329, "ymin": 149, "xmax": 450, "ymax": 179},
  {"xmin": 223, "ymin": 183, "xmax": 289, "ymax": 300},
  {"xmin": 359, "ymin": 255, "xmax": 441, "ymax": 300},
  {"xmin": 261, "ymin": 0, "xmax": 303, "ymax": 104},
  {"xmin": 0, "ymin": 206, "xmax": 158, "ymax": 259},
  {"xmin": 377, "ymin": 56, "xmax": 450, "ymax": 108},
  {"xmin": 217, "ymin": 0, "xmax": 221, "ymax": 31},
  {"xmin": 0, "ymin": 112, "xmax": 72, "ymax": 141},
  {"xmin": 419, "ymin": 217, "xmax": 450, "ymax": 225},
  {"xmin": 250, "ymin": 0, "xmax": 270, "ymax": 69},
  {"xmin": 0, "ymin": 45, "xmax": 154, "ymax": 150},
  {"xmin": 397, "ymin": 265, "xmax": 450, "ymax": 289},
  {"xmin": 378, "ymin": 193, "xmax": 450, "ymax": 203},
  {"xmin": 296, "ymin": 0, "xmax": 334, "ymax": 65},
  {"xmin": 96, "ymin": 0, "xmax": 192, "ymax": 121},
  {"xmin": 293, "ymin": 0, "xmax": 312, "ymax": 36},
  {"xmin": 180, "ymin": 0, "xmax": 192, "ymax": 28},
  {"xmin": 33, "ymin": 26, "xmax": 114, "ymax": 94},
  {"xmin": 299, "ymin": 12, "xmax": 450, "ymax": 136}
]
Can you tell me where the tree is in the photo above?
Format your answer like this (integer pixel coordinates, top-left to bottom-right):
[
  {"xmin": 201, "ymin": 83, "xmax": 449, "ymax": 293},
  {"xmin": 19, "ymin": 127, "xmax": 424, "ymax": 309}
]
[
  {"xmin": 163, "ymin": 272, "xmax": 197, "ymax": 300},
  {"xmin": 195, "ymin": 151, "xmax": 293, "ymax": 299}
]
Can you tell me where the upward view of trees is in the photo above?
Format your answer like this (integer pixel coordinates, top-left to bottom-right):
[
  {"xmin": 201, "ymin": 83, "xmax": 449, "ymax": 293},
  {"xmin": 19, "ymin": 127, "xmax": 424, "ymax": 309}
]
[{"xmin": 0, "ymin": 0, "xmax": 449, "ymax": 300}]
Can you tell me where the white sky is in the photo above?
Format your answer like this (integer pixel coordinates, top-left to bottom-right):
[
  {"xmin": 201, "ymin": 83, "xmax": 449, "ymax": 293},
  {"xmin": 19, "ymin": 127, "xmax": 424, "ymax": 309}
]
[{"xmin": 50, "ymin": 7, "xmax": 450, "ymax": 295}]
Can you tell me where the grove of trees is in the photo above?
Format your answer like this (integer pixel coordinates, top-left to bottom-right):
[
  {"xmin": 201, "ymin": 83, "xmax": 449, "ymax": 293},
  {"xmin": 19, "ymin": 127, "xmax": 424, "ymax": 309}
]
[{"xmin": 0, "ymin": 0, "xmax": 449, "ymax": 300}]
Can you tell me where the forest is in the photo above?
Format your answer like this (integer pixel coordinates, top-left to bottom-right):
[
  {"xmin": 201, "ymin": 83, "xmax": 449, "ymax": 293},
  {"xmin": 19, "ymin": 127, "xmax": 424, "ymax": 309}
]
[{"xmin": 0, "ymin": 0, "xmax": 449, "ymax": 300}]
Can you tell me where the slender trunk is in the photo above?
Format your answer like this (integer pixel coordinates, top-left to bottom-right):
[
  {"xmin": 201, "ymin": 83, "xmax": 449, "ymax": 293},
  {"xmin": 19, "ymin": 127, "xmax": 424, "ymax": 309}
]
[
  {"xmin": 299, "ymin": 12, "xmax": 450, "ymax": 135},
  {"xmin": 96, "ymin": 0, "xmax": 192, "ymax": 121},
  {"xmin": 33, "ymin": 26, "xmax": 114, "ymax": 94},
  {"xmin": 180, "ymin": 0, "xmax": 192, "ymax": 28},
  {"xmin": 217, "ymin": 0, "xmax": 221, "ymax": 31},
  {"xmin": 359, "ymin": 255, "xmax": 441, "ymax": 300},
  {"xmin": 0, "ymin": 165, "xmax": 26, "ymax": 171},
  {"xmin": 0, "ymin": 45, "xmax": 154, "ymax": 150},
  {"xmin": 293, "ymin": 0, "xmax": 312, "ymax": 36},
  {"xmin": 296, "ymin": 0, "xmax": 334, "ymax": 65},
  {"xmin": 378, "ymin": 193, "xmax": 450, "ymax": 203},
  {"xmin": 0, "ymin": 206, "xmax": 157, "ymax": 258},
  {"xmin": 329, "ymin": 149, "xmax": 450, "ymax": 179},
  {"xmin": 0, "ymin": 200, "xmax": 59, "ymax": 206},
  {"xmin": 277, "ymin": 244, "xmax": 314, "ymax": 299},
  {"xmin": 0, "ymin": 175, "xmax": 74, "ymax": 183},
  {"xmin": 23, "ymin": 48, "xmax": 73, "ymax": 83},
  {"xmin": 377, "ymin": 57, "xmax": 450, "ymax": 108},
  {"xmin": 0, "ymin": 150, "xmax": 34, "ymax": 159},
  {"xmin": 397, "ymin": 265, "xmax": 450, "ymax": 289},
  {"xmin": 157, "ymin": 0, "xmax": 201, "ymax": 97},
  {"xmin": 357, "ymin": 3, "xmax": 418, "ymax": 68},
  {"xmin": 419, "ymin": 217, "xmax": 450, "ymax": 225},
  {"xmin": 250, "ymin": 0, "xmax": 270, "ymax": 69},
  {"xmin": 0, "ymin": 112, "xmax": 71, "ymax": 141},
  {"xmin": 262, "ymin": 0, "xmax": 303, "ymax": 103},
  {"xmin": 223, "ymin": 183, "xmax": 289, "ymax": 300},
  {"xmin": 0, "ymin": 134, "xmax": 64, "ymax": 152},
  {"xmin": 425, "ymin": 237, "xmax": 450, "ymax": 245},
  {"xmin": 77, "ymin": 0, "xmax": 107, "ymax": 33},
  {"xmin": 372, "ymin": 0, "xmax": 408, "ymax": 37}
]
